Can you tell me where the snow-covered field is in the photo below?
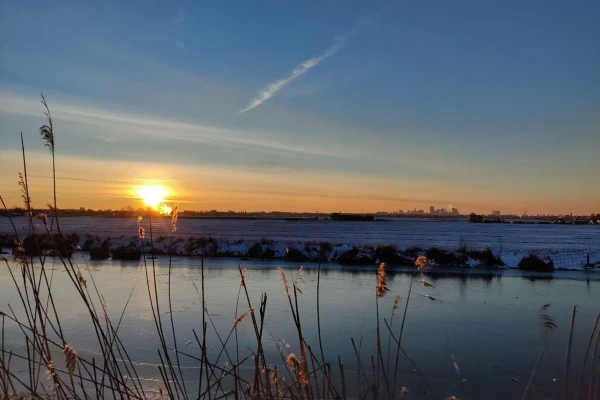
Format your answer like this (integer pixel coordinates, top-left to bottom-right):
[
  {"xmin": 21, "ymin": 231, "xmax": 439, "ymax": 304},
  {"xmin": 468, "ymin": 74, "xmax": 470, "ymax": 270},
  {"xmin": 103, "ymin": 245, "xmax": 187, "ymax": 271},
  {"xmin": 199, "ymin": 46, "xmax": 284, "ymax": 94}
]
[{"xmin": 1, "ymin": 217, "xmax": 599, "ymax": 269}]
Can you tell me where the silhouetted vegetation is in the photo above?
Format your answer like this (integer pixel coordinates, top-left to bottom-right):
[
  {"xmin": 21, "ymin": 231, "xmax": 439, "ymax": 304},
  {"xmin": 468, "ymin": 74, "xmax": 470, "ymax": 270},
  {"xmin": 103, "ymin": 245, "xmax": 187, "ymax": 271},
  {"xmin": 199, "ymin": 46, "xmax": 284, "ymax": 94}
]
[
  {"xmin": 1, "ymin": 96, "xmax": 596, "ymax": 400},
  {"xmin": 375, "ymin": 245, "xmax": 412, "ymax": 265},
  {"xmin": 246, "ymin": 242, "xmax": 276, "ymax": 259},
  {"xmin": 184, "ymin": 236, "xmax": 219, "ymax": 256},
  {"xmin": 458, "ymin": 245, "xmax": 505, "ymax": 267},
  {"xmin": 286, "ymin": 247, "xmax": 307, "ymax": 262},
  {"xmin": 425, "ymin": 247, "xmax": 468, "ymax": 266},
  {"xmin": 111, "ymin": 244, "xmax": 142, "ymax": 260},
  {"xmin": 337, "ymin": 246, "xmax": 374, "ymax": 265},
  {"xmin": 403, "ymin": 245, "xmax": 422, "ymax": 259},
  {"xmin": 22, "ymin": 233, "xmax": 76, "ymax": 257},
  {"xmin": 518, "ymin": 254, "xmax": 555, "ymax": 272},
  {"xmin": 89, "ymin": 239, "xmax": 110, "ymax": 260}
]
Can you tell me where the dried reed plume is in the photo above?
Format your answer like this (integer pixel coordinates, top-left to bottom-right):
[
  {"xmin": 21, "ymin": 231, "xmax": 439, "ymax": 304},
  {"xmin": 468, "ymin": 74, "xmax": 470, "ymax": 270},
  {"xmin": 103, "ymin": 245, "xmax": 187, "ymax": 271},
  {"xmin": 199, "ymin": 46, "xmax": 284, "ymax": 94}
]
[
  {"xmin": 63, "ymin": 344, "xmax": 78, "ymax": 374},
  {"xmin": 139, "ymin": 226, "xmax": 146, "ymax": 240},
  {"xmin": 76, "ymin": 268, "xmax": 87, "ymax": 288},
  {"xmin": 376, "ymin": 262, "xmax": 388, "ymax": 298},
  {"xmin": 277, "ymin": 267, "xmax": 290, "ymax": 297},
  {"xmin": 234, "ymin": 310, "xmax": 249, "ymax": 327},
  {"xmin": 423, "ymin": 294, "xmax": 436, "ymax": 301},
  {"xmin": 36, "ymin": 212, "xmax": 48, "ymax": 225},
  {"xmin": 14, "ymin": 246, "xmax": 26, "ymax": 267},
  {"xmin": 171, "ymin": 204, "xmax": 178, "ymax": 234},
  {"xmin": 240, "ymin": 268, "xmax": 247, "ymax": 287},
  {"xmin": 415, "ymin": 255, "xmax": 430, "ymax": 270},
  {"xmin": 40, "ymin": 95, "xmax": 55, "ymax": 153},
  {"xmin": 46, "ymin": 361, "xmax": 59, "ymax": 389},
  {"xmin": 297, "ymin": 357, "xmax": 309, "ymax": 387},
  {"xmin": 18, "ymin": 173, "xmax": 30, "ymax": 209},
  {"xmin": 420, "ymin": 279, "xmax": 434, "ymax": 288},
  {"xmin": 540, "ymin": 303, "xmax": 557, "ymax": 332},
  {"xmin": 400, "ymin": 386, "xmax": 409, "ymax": 397},
  {"xmin": 2, "ymin": 255, "xmax": 8, "ymax": 265},
  {"xmin": 392, "ymin": 295, "xmax": 400, "ymax": 315},
  {"xmin": 286, "ymin": 354, "xmax": 299, "ymax": 371},
  {"xmin": 286, "ymin": 354, "xmax": 308, "ymax": 387}
]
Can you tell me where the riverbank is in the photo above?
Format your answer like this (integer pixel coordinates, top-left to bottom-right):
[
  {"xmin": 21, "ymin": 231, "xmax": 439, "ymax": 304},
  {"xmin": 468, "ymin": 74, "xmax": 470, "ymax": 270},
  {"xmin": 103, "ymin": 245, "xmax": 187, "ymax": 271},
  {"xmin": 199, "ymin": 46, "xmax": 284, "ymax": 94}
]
[{"xmin": 2, "ymin": 232, "xmax": 599, "ymax": 271}]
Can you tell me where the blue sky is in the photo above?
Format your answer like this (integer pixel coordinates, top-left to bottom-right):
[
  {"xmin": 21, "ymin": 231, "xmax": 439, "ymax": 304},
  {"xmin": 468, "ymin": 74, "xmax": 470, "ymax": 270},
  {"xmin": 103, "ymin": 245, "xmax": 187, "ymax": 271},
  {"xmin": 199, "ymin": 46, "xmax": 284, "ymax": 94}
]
[{"xmin": 0, "ymin": 0, "xmax": 599, "ymax": 214}]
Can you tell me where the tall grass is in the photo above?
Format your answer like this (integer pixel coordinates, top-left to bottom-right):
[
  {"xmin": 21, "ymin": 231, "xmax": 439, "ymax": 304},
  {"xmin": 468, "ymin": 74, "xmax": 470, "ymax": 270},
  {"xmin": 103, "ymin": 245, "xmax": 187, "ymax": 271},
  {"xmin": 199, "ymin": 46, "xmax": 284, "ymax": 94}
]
[{"xmin": 1, "ymin": 96, "xmax": 599, "ymax": 399}]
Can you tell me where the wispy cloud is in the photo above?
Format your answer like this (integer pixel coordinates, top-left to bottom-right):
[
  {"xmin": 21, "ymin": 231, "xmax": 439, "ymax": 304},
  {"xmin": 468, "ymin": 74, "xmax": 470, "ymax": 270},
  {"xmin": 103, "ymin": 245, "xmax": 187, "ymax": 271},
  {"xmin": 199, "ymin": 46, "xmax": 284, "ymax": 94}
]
[
  {"xmin": 0, "ymin": 92, "xmax": 342, "ymax": 158},
  {"xmin": 239, "ymin": 16, "xmax": 374, "ymax": 113},
  {"xmin": 175, "ymin": 40, "xmax": 187, "ymax": 52},
  {"xmin": 173, "ymin": 8, "xmax": 185, "ymax": 24},
  {"xmin": 93, "ymin": 135, "xmax": 118, "ymax": 143}
]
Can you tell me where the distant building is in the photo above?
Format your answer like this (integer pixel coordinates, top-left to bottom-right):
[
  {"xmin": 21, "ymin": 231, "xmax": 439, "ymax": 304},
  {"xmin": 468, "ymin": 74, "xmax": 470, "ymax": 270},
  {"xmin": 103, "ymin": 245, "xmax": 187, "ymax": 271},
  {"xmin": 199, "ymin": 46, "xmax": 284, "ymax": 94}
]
[
  {"xmin": 430, "ymin": 206, "xmax": 435, "ymax": 215},
  {"xmin": 492, "ymin": 210, "xmax": 501, "ymax": 217},
  {"xmin": 452, "ymin": 208, "xmax": 460, "ymax": 216}
]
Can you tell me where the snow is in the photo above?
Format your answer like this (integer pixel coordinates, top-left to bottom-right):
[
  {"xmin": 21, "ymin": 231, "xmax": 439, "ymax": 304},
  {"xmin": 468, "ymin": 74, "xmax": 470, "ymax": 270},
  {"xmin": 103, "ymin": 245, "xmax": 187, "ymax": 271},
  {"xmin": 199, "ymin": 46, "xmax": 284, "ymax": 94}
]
[{"xmin": 1, "ymin": 217, "xmax": 598, "ymax": 271}]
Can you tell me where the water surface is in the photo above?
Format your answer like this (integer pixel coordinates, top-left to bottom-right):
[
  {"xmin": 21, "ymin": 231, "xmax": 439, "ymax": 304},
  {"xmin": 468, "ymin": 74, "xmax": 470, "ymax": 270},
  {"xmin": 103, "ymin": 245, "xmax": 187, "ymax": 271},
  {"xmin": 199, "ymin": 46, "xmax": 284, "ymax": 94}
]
[{"xmin": 1, "ymin": 257, "xmax": 598, "ymax": 399}]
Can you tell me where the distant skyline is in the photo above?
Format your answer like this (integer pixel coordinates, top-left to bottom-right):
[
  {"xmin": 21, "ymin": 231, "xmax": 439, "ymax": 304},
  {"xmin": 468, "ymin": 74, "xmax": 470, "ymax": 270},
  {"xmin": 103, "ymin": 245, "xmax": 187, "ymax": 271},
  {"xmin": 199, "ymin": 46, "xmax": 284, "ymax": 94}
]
[{"xmin": 1, "ymin": 0, "xmax": 599, "ymax": 215}]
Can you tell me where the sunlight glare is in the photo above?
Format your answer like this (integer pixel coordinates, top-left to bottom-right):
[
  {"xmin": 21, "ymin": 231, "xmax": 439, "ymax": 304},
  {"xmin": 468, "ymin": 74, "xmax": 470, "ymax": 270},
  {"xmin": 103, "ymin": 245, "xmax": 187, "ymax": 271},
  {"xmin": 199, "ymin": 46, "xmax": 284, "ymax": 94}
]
[
  {"xmin": 137, "ymin": 185, "xmax": 168, "ymax": 209},
  {"xmin": 159, "ymin": 204, "xmax": 173, "ymax": 215}
]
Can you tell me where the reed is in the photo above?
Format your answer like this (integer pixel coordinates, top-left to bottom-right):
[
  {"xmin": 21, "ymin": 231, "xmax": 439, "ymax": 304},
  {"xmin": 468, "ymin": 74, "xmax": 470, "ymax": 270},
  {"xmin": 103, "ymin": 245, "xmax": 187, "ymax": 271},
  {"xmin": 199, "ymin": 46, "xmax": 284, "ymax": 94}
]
[{"xmin": 1, "ymin": 95, "xmax": 598, "ymax": 400}]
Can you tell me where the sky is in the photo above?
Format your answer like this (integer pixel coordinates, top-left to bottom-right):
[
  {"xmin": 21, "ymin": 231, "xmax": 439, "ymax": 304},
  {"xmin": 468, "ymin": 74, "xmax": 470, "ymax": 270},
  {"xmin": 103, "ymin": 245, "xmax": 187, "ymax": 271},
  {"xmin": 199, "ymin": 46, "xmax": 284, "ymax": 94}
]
[{"xmin": 0, "ymin": 0, "xmax": 599, "ymax": 215}]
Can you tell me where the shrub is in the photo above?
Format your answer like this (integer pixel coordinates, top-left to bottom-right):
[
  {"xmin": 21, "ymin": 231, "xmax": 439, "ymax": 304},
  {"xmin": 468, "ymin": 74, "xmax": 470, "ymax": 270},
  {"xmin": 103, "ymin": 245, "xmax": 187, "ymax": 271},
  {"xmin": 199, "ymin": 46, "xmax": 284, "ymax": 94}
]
[
  {"xmin": 65, "ymin": 232, "xmax": 80, "ymax": 247},
  {"xmin": 466, "ymin": 248, "xmax": 504, "ymax": 267},
  {"xmin": 286, "ymin": 247, "xmax": 306, "ymax": 262},
  {"xmin": 337, "ymin": 247, "xmax": 374, "ymax": 265},
  {"xmin": 518, "ymin": 254, "xmax": 554, "ymax": 272},
  {"xmin": 23, "ymin": 234, "xmax": 43, "ymax": 256},
  {"xmin": 424, "ymin": 247, "xmax": 468, "ymax": 267},
  {"xmin": 0, "ymin": 233, "xmax": 16, "ymax": 248},
  {"xmin": 247, "ymin": 243, "xmax": 263, "ymax": 258},
  {"xmin": 403, "ymin": 246, "xmax": 422, "ymax": 260},
  {"xmin": 90, "ymin": 240, "xmax": 110, "ymax": 260},
  {"xmin": 111, "ymin": 245, "xmax": 142, "ymax": 261},
  {"xmin": 184, "ymin": 236, "xmax": 219, "ymax": 256},
  {"xmin": 261, "ymin": 247, "xmax": 276, "ymax": 260},
  {"xmin": 82, "ymin": 236, "xmax": 97, "ymax": 251},
  {"xmin": 375, "ymin": 245, "xmax": 412, "ymax": 265}
]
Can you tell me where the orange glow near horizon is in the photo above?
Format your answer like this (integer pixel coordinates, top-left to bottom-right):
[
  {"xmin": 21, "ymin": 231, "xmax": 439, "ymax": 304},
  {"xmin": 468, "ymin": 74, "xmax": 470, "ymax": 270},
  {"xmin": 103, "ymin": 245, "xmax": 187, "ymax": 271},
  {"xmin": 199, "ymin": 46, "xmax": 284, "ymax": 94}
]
[{"xmin": 136, "ymin": 185, "xmax": 169, "ymax": 209}]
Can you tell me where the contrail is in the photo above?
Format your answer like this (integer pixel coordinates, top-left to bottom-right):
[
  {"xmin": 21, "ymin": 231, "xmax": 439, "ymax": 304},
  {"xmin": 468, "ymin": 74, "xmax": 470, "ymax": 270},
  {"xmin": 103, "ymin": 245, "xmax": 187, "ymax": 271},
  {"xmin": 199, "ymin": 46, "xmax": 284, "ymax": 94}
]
[{"xmin": 239, "ymin": 16, "xmax": 375, "ymax": 113}]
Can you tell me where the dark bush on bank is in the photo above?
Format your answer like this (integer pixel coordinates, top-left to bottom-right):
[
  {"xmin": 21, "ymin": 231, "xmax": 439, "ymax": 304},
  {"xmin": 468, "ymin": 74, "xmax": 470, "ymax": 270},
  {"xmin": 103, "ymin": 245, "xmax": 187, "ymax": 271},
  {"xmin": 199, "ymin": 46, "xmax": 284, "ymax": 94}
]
[
  {"xmin": 425, "ymin": 247, "xmax": 468, "ymax": 267},
  {"xmin": 403, "ymin": 246, "xmax": 422, "ymax": 260},
  {"xmin": 261, "ymin": 247, "xmax": 276, "ymax": 260},
  {"xmin": 111, "ymin": 245, "xmax": 142, "ymax": 261},
  {"xmin": 0, "ymin": 233, "xmax": 16, "ymax": 248},
  {"xmin": 460, "ymin": 247, "xmax": 505, "ymax": 267},
  {"xmin": 375, "ymin": 245, "xmax": 412, "ymax": 265},
  {"xmin": 90, "ymin": 240, "xmax": 111, "ymax": 260},
  {"xmin": 286, "ymin": 247, "xmax": 306, "ymax": 262},
  {"xmin": 184, "ymin": 236, "xmax": 219, "ymax": 256},
  {"xmin": 337, "ymin": 247, "xmax": 374, "ymax": 265},
  {"xmin": 23, "ymin": 233, "xmax": 75, "ymax": 257},
  {"xmin": 518, "ymin": 254, "xmax": 554, "ymax": 272},
  {"xmin": 246, "ymin": 242, "xmax": 276, "ymax": 259},
  {"xmin": 303, "ymin": 241, "xmax": 333, "ymax": 262}
]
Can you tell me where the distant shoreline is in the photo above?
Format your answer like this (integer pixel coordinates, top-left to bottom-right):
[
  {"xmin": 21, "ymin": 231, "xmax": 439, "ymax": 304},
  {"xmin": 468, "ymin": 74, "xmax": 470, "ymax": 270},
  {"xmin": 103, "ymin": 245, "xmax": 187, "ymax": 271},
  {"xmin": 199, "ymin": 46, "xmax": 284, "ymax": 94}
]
[{"xmin": 2, "ymin": 214, "xmax": 599, "ymax": 225}]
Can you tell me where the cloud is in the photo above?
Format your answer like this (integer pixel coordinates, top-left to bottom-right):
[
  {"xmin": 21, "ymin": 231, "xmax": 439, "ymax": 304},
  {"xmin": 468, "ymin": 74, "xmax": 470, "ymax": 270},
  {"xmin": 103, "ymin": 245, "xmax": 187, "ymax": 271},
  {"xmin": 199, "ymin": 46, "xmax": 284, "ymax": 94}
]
[
  {"xmin": 0, "ymin": 92, "xmax": 341, "ymax": 158},
  {"xmin": 173, "ymin": 8, "xmax": 185, "ymax": 24},
  {"xmin": 239, "ymin": 16, "xmax": 374, "ymax": 113},
  {"xmin": 93, "ymin": 135, "xmax": 118, "ymax": 143},
  {"xmin": 175, "ymin": 40, "xmax": 186, "ymax": 52}
]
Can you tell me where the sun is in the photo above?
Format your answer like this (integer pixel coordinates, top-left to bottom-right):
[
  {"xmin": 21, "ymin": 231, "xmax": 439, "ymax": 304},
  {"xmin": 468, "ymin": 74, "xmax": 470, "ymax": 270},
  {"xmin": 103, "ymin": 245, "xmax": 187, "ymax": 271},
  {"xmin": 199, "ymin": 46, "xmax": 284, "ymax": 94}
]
[{"xmin": 137, "ymin": 185, "xmax": 168, "ymax": 209}]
